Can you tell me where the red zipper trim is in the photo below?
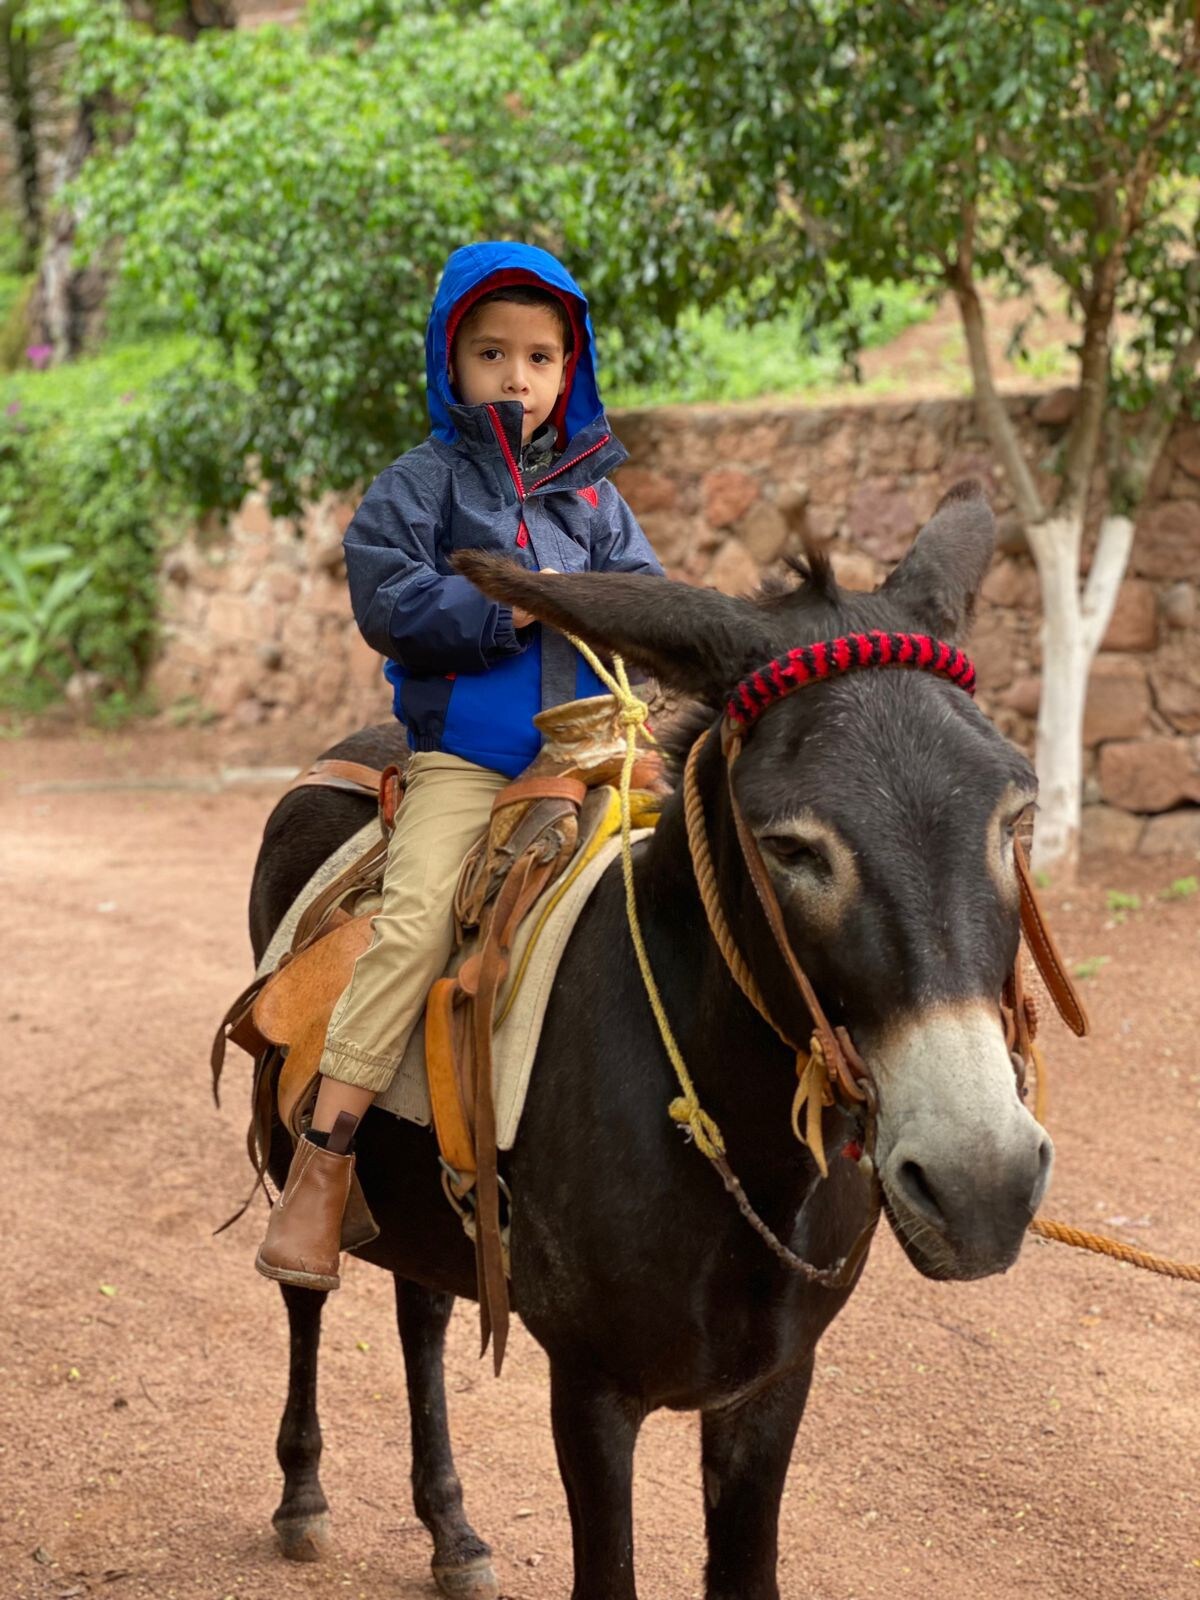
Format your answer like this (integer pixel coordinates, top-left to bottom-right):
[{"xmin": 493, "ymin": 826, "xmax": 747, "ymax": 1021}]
[
  {"xmin": 529, "ymin": 433, "xmax": 611, "ymax": 492},
  {"xmin": 486, "ymin": 407, "xmax": 611, "ymax": 498},
  {"xmin": 486, "ymin": 404, "xmax": 526, "ymax": 500}
]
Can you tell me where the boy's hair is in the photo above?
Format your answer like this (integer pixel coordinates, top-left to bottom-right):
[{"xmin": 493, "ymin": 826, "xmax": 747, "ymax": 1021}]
[{"xmin": 455, "ymin": 285, "xmax": 575, "ymax": 356}]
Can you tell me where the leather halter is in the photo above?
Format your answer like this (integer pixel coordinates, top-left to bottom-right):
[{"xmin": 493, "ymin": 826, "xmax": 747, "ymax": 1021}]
[{"xmin": 687, "ymin": 634, "xmax": 1088, "ymax": 1182}]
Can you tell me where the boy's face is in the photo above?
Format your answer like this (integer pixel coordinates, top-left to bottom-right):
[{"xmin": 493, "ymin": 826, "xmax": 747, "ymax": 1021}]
[{"xmin": 450, "ymin": 301, "xmax": 568, "ymax": 441}]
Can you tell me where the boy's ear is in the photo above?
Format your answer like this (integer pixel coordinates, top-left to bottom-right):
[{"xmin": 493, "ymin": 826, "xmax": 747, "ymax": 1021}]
[{"xmin": 454, "ymin": 552, "xmax": 776, "ymax": 702}]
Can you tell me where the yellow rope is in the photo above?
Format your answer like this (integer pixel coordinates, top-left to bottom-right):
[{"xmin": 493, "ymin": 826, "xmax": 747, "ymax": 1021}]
[{"xmin": 566, "ymin": 637, "xmax": 726, "ymax": 1159}]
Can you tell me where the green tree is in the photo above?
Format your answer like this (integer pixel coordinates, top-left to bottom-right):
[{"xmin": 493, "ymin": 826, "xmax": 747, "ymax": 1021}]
[
  {"xmin": 610, "ymin": 0, "xmax": 1200, "ymax": 876},
  {"xmin": 25, "ymin": 0, "xmax": 661, "ymax": 512}
]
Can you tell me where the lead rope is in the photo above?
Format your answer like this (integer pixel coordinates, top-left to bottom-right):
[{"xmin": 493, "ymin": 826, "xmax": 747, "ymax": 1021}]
[
  {"xmin": 565, "ymin": 639, "xmax": 874, "ymax": 1288},
  {"xmin": 1025, "ymin": 1030, "xmax": 1200, "ymax": 1280}
]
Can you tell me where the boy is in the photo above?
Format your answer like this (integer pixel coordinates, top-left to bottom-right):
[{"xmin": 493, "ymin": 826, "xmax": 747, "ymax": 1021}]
[{"xmin": 256, "ymin": 241, "xmax": 663, "ymax": 1290}]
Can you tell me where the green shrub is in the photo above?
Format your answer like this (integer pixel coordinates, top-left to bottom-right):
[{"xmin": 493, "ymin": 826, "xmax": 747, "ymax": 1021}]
[{"xmin": 0, "ymin": 336, "xmax": 198, "ymax": 705}]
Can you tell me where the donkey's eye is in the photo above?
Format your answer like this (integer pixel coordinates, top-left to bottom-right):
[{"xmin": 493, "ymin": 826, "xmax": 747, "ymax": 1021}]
[{"xmin": 763, "ymin": 836, "xmax": 830, "ymax": 876}]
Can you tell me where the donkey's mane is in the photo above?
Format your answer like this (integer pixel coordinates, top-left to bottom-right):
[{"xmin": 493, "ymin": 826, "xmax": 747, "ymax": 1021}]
[{"xmin": 754, "ymin": 538, "xmax": 837, "ymax": 613}]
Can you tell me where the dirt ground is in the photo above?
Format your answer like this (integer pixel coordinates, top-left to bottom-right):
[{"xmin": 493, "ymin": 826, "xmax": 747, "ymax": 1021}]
[{"xmin": 2, "ymin": 723, "xmax": 1199, "ymax": 1600}]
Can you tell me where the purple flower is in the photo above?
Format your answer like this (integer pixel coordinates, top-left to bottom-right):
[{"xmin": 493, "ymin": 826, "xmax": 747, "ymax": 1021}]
[
  {"xmin": 26, "ymin": 344, "xmax": 53, "ymax": 370},
  {"xmin": 5, "ymin": 401, "xmax": 20, "ymax": 417},
  {"xmin": 120, "ymin": 391, "xmax": 135, "ymax": 404}
]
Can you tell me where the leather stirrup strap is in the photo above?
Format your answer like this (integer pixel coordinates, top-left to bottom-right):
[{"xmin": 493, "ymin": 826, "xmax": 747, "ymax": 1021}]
[
  {"xmin": 471, "ymin": 852, "xmax": 559, "ymax": 1375},
  {"xmin": 1013, "ymin": 840, "xmax": 1089, "ymax": 1037}
]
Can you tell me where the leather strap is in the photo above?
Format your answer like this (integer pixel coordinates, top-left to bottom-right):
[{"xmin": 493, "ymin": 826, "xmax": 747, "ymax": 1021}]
[
  {"xmin": 491, "ymin": 775, "xmax": 589, "ymax": 812},
  {"xmin": 285, "ymin": 758, "xmax": 385, "ymax": 799},
  {"xmin": 723, "ymin": 730, "xmax": 867, "ymax": 1105},
  {"xmin": 379, "ymin": 763, "xmax": 405, "ymax": 834},
  {"xmin": 425, "ymin": 979, "xmax": 476, "ymax": 1180},
  {"xmin": 471, "ymin": 853, "xmax": 559, "ymax": 1374},
  {"xmin": 292, "ymin": 832, "xmax": 389, "ymax": 951},
  {"xmin": 210, "ymin": 971, "xmax": 274, "ymax": 1106},
  {"xmin": 1014, "ymin": 840, "xmax": 1089, "ymax": 1038}
]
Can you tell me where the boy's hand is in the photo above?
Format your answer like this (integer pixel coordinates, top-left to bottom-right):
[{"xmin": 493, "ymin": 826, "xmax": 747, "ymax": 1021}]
[{"xmin": 512, "ymin": 567, "xmax": 556, "ymax": 630}]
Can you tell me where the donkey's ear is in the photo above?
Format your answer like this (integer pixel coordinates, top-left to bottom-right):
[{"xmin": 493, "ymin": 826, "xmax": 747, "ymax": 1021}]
[
  {"xmin": 881, "ymin": 479, "xmax": 996, "ymax": 641},
  {"xmin": 453, "ymin": 553, "xmax": 775, "ymax": 701}
]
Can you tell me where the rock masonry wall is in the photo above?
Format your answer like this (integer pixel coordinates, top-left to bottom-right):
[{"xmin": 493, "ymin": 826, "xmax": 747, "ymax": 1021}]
[{"xmin": 153, "ymin": 390, "xmax": 1200, "ymax": 856}]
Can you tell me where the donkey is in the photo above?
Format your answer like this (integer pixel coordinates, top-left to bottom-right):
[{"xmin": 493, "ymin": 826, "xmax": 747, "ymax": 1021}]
[{"xmin": 244, "ymin": 481, "xmax": 1050, "ymax": 1600}]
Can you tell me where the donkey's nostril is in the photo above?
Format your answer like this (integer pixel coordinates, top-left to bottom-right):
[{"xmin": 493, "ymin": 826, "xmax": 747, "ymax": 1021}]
[
  {"xmin": 895, "ymin": 1159, "xmax": 948, "ymax": 1231},
  {"xmin": 1031, "ymin": 1135, "xmax": 1054, "ymax": 1206}
]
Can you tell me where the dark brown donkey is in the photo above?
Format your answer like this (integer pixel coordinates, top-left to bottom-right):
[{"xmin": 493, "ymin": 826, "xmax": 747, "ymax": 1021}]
[{"xmin": 243, "ymin": 482, "xmax": 1051, "ymax": 1600}]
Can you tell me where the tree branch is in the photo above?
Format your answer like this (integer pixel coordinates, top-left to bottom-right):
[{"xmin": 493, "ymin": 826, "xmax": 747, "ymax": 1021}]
[
  {"xmin": 949, "ymin": 225, "xmax": 1045, "ymax": 529},
  {"xmin": 1080, "ymin": 513, "xmax": 1135, "ymax": 660}
]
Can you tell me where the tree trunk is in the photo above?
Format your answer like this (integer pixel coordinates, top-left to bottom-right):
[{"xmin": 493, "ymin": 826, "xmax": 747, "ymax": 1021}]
[
  {"xmin": 1026, "ymin": 511, "xmax": 1134, "ymax": 878},
  {"xmin": 29, "ymin": 96, "xmax": 102, "ymax": 360},
  {"xmin": 0, "ymin": 0, "xmax": 42, "ymax": 272}
]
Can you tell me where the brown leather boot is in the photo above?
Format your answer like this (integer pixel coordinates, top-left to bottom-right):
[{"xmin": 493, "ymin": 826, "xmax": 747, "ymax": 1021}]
[{"xmin": 256, "ymin": 1136, "xmax": 353, "ymax": 1291}]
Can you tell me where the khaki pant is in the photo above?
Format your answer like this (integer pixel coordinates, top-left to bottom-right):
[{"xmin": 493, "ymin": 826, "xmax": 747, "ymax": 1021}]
[{"xmin": 319, "ymin": 752, "xmax": 509, "ymax": 1093}]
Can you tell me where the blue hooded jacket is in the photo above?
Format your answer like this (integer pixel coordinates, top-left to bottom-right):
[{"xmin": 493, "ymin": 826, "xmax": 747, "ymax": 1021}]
[{"xmin": 342, "ymin": 241, "xmax": 663, "ymax": 778}]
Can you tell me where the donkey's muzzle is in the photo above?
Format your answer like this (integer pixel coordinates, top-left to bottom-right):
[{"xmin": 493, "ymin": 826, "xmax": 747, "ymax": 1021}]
[{"xmin": 868, "ymin": 1001, "xmax": 1054, "ymax": 1279}]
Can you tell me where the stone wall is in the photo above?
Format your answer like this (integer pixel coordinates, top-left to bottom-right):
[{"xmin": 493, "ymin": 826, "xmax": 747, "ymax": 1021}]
[{"xmin": 152, "ymin": 391, "xmax": 1200, "ymax": 856}]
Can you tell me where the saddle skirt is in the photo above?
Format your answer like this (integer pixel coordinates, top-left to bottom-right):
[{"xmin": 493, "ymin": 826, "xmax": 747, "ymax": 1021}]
[{"xmin": 254, "ymin": 786, "xmax": 653, "ymax": 1149}]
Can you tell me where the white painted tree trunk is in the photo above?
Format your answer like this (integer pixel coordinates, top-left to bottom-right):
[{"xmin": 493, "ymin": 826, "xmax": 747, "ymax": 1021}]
[{"xmin": 1026, "ymin": 513, "xmax": 1135, "ymax": 879}]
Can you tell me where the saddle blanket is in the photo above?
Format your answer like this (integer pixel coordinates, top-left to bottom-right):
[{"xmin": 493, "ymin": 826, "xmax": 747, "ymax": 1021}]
[{"xmin": 257, "ymin": 790, "xmax": 652, "ymax": 1150}]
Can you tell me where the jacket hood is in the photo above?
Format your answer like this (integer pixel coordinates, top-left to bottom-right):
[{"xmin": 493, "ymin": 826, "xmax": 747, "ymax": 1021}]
[{"xmin": 425, "ymin": 241, "xmax": 604, "ymax": 447}]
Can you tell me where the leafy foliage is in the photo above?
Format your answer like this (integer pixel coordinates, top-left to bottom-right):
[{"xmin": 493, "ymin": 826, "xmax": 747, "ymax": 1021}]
[
  {"xmin": 26, "ymin": 0, "xmax": 678, "ymax": 513},
  {"xmin": 608, "ymin": 0, "xmax": 1200, "ymax": 438},
  {"xmin": 0, "ymin": 336, "xmax": 194, "ymax": 703},
  {"xmin": 0, "ymin": 538, "xmax": 92, "ymax": 685},
  {"xmin": 609, "ymin": 283, "xmax": 929, "ymax": 407}
]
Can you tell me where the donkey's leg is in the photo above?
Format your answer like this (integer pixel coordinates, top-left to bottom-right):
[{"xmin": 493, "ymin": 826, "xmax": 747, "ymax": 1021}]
[
  {"xmin": 272, "ymin": 1282, "xmax": 332, "ymax": 1562},
  {"xmin": 395, "ymin": 1277, "xmax": 498, "ymax": 1600},
  {"xmin": 700, "ymin": 1358, "xmax": 815, "ymax": 1600},
  {"xmin": 550, "ymin": 1360, "xmax": 646, "ymax": 1600}
]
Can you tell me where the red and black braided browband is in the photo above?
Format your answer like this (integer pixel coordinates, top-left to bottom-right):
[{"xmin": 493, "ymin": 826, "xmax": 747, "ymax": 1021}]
[{"xmin": 727, "ymin": 631, "xmax": 976, "ymax": 732}]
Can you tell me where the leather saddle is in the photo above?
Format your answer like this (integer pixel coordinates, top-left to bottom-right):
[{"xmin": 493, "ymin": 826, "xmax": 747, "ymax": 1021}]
[{"xmin": 212, "ymin": 699, "xmax": 663, "ymax": 1368}]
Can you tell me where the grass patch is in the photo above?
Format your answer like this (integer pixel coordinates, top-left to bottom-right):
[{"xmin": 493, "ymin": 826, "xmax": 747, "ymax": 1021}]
[
  {"xmin": 1105, "ymin": 890, "xmax": 1142, "ymax": 913},
  {"xmin": 608, "ymin": 283, "xmax": 932, "ymax": 407},
  {"xmin": 0, "ymin": 333, "xmax": 202, "ymax": 418},
  {"xmin": 1071, "ymin": 955, "xmax": 1110, "ymax": 981}
]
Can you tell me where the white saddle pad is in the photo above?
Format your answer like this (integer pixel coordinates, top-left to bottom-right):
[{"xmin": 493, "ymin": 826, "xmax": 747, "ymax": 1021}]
[{"xmin": 260, "ymin": 797, "xmax": 652, "ymax": 1150}]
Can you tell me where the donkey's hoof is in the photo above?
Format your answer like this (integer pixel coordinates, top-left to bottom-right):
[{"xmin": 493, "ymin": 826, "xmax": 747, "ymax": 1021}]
[
  {"xmin": 431, "ymin": 1554, "xmax": 499, "ymax": 1600},
  {"xmin": 275, "ymin": 1511, "xmax": 332, "ymax": 1562}
]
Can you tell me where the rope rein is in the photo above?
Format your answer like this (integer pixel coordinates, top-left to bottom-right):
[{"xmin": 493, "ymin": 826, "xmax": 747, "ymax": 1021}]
[
  {"xmin": 565, "ymin": 637, "xmax": 1200, "ymax": 1289},
  {"xmin": 567, "ymin": 637, "xmax": 724, "ymax": 1162}
]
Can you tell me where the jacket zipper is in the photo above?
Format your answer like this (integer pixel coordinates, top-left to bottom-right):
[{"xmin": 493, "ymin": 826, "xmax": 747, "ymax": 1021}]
[
  {"xmin": 529, "ymin": 432, "xmax": 611, "ymax": 492},
  {"xmin": 486, "ymin": 404, "xmax": 527, "ymax": 500},
  {"xmin": 485, "ymin": 404, "xmax": 611, "ymax": 497}
]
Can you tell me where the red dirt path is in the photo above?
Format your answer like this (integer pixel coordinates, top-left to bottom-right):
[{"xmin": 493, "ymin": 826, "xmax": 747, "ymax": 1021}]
[{"xmin": 2, "ymin": 726, "xmax": 1199, "ymax": 1600}]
